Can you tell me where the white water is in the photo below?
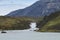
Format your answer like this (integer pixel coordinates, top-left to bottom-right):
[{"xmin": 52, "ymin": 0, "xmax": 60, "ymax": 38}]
[
  {"xmin": 29, "ymin": 22, "xmax": 39, "ymax": 31},
  {"xmin": 0, "ymin": 22, "xmax": 60, "ymax": 40}
]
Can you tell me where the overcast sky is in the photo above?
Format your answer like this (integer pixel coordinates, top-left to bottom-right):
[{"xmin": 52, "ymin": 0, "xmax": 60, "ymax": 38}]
[{"xmin": 0, "ymin": 0, "xmax": 38, "ymax": 16}]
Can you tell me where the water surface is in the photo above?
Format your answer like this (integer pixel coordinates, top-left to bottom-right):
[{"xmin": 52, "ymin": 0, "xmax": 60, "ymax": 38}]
[{"xmin": 0, "ymin": 30, "xmax": 60, "ymax": 40}]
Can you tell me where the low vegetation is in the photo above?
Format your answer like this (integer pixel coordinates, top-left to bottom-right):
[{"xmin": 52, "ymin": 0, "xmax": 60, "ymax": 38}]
[
  {"xmin": 37, "ymin": 11, "xmax": 60, "ymax": 32},
  {"xmin": 0, "ymin": 16, "xmax": 33, "ymax": 30},
  {"xmin": 0, "ymin": 16, "xmax": 42, "ymax": 30}
]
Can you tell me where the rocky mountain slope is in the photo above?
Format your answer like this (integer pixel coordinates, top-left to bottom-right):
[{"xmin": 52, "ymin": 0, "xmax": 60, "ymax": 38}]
[{"xmin": 6, "ymin": 0, "xmax": 60, "ymax": 17}]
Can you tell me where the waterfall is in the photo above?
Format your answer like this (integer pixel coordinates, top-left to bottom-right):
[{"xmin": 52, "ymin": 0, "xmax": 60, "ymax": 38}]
[
  {"xmin": 29, "ymin": 22, "xmax": 39, "ymax": 31},
  {"xmin": 21, "ymin": 22, "xmax": 39, "ymax": 31}
]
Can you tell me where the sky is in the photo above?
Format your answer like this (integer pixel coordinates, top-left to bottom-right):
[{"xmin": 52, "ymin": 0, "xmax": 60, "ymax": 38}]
[{"xmin": 0, "ymin": 0, "xmax": 38, "ymax": 16}]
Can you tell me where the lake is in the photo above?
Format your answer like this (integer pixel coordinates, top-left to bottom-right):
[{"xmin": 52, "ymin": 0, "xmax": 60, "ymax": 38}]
[
  {"xmin": 0, "ymin": 22, "xmax": 60, "ymax": 40},
  {"xmin": 0, "ymin": 30, "xmax": 60, "ymax": 40}
]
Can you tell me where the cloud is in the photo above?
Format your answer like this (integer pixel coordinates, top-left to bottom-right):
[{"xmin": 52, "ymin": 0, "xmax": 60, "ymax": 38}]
[
  {"xmin": 0, "ymin": 0, "xmax": 38, "ymax": 7},
  {"xmin": 0, "ymin": 0, "xmax": 38, "ymax": 15}
]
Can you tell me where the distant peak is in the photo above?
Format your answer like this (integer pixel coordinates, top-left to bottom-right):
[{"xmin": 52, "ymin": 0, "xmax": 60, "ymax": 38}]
[{"xmin": 38, "ymin": 0, "xmax": 60, "ymax": 2}]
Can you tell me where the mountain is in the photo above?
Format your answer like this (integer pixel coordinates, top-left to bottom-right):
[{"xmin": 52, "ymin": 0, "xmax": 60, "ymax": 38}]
[
  {"xmin": 37, "ymin": 11, "xmax": 60, "ymax": 32},
  {"xmin": 6, "ymin": 0, "xmax": 60, "ymax": 17}
]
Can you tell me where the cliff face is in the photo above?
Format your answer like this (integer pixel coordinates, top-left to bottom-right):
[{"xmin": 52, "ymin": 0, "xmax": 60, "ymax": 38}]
[{"xmin": 7, "ymin": 0, "xmax": 60, "ymax": 17}]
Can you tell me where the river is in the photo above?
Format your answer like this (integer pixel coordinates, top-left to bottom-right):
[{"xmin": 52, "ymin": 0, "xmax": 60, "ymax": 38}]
[{"xmin": 0, "ymin": 22, "xmax": 60, "ymax": 40}]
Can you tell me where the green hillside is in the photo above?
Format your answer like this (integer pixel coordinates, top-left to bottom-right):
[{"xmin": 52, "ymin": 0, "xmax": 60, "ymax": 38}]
[
  {"xmin": 0, "ymin": 16, "xmax": 34, "ymax": 30},
  {"xmin": 0, "ymin": 16, "xmax": 42, "ymax": 30},
  {"xmin": 38, "ymin": 11, "xmax": 60, "ymax": 32}
]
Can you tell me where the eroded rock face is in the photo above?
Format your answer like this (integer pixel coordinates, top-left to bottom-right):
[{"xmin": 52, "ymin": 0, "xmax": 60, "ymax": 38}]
[{"xmin": 7, "ymin": 0, "xmax": 60, "ymax": 17}]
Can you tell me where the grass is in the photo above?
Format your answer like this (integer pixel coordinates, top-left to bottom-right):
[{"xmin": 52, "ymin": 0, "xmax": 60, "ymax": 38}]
[{"xmin": 38, "ymin": 11, "xmax": 60, "ymax": 32}]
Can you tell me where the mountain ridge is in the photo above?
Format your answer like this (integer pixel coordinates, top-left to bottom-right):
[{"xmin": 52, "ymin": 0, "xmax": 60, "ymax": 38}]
[{"xmin": 6, "ymin": 0, "xmax": 60, "ymax": 17}]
